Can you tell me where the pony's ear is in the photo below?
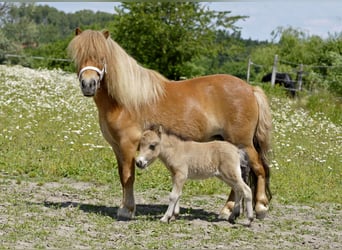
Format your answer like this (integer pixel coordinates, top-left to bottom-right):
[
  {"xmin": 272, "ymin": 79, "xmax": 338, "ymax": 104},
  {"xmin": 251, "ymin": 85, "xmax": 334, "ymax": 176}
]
[
  {"xmin": 102, "ymin": 30, "xmax": 110, "ymax": 39},
  {"xmin": 75, "ymin": 27, "xmax": 82, "ymax": 36}
]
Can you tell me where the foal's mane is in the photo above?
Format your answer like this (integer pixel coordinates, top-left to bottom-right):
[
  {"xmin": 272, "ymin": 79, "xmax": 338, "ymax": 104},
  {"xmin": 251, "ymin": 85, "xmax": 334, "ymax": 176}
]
[{"xmin": 68, "ymin": 29, "xmax": 167, "ymax": 111}]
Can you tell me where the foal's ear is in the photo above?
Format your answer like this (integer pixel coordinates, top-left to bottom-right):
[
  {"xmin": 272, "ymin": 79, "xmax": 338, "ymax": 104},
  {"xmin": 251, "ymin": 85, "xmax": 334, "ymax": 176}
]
[
  {"xmin": 158, "ymin": 126, "xmax": 163, "ymax": 137},
  {"xmin": 75, "ymin": 27, "xmax": 82, "ymax": 36},
  {"xmin": 102, "ymin": 30, "xmax": 110, "ymax": 39}
]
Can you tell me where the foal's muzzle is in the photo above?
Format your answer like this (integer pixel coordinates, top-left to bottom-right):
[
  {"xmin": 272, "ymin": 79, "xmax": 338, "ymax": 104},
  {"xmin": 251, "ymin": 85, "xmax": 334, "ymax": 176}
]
[{"xmin": 135, "ymin": 157, "xmax": 148, "ymax": 169}]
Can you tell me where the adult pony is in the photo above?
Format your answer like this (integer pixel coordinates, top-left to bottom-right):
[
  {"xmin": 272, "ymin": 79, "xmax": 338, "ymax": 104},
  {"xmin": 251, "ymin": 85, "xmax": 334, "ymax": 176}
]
[{"xmin": 67, "ymin": 28, "xmax": 272, "ymax": 220}]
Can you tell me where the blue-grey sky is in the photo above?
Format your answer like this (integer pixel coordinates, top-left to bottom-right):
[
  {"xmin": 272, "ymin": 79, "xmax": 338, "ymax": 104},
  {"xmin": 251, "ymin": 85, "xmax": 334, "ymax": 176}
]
[{"xmin": 40, "ymin": 1, "xmax": 342, "ymax": 41}]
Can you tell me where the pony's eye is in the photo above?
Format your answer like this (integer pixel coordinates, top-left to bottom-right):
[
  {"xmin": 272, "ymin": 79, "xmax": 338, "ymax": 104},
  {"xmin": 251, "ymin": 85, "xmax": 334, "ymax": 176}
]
[{"xmin": 149, "ymin": 144, "xmax": 156, "ymax": 151}]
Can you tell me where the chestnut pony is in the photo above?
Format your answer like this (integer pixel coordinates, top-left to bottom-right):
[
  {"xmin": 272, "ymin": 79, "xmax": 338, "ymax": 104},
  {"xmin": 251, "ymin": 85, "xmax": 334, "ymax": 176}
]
[{"xmin": 67, "ymin": 28, "xmax": 272, "ymax": 220}]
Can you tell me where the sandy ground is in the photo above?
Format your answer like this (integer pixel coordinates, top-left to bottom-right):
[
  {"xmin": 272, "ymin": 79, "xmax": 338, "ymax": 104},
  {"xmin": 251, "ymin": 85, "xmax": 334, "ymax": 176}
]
[{"xmin": 1, "ymin": 178, "xmax": 341, "ymax": 249}]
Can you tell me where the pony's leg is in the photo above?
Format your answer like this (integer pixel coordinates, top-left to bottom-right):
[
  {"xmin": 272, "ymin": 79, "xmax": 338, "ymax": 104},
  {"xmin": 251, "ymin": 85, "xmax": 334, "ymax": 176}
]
[
  {"xmin": 245, "ymin": 146, "xmax": 269, "ymax": 219},
  {"xmin": 219, "ymin": 191, "xmax": 235, "ymax": 220},
  {"xmin": 114, "ymin": 142, "xmax": 139, "ymax": 220},
  {"xmin": 117, "ymin": 159, "xmax": 135, "ymax": 220},
  {"xmin": 161, "ymin": 172, "xmax": 186, "ymax": 223}
]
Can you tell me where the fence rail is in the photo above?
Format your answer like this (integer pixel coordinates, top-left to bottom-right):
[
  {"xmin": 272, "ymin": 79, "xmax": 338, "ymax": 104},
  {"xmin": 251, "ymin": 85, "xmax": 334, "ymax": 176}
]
[
  {"xmin": 247, "ymin": 54, "xmax": 342, "ymax": 94},
  {"xmin": 4, "ymin": 54, "xmax": 72, "ymax": 62},
  {"xmin": 3, "ymin": 53, "xmax": 342, "ymax": 95}
]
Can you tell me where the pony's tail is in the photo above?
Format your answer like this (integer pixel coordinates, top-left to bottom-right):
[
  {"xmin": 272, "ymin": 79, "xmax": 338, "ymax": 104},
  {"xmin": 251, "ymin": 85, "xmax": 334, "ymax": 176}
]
[{"xmin": 252, "ymin": 86, "xmax": 273, "ymax": 201}]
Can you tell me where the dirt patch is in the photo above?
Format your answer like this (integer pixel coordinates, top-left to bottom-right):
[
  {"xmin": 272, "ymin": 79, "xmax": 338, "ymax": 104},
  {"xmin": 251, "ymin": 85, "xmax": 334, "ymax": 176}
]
[{"xmin": 0, "ymin": 178, "xmax": 341, "ymax": 249}]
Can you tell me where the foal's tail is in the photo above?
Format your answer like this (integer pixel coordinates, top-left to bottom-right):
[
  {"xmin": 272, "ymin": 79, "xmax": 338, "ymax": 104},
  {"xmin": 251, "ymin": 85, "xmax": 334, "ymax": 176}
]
[
  {"xmin": 252, "ymin": 86, "xmax": 272, "ymax": 200},
  {"xmin": 239, "ymin": 149, "xmax": 250, "ymax": 184}
]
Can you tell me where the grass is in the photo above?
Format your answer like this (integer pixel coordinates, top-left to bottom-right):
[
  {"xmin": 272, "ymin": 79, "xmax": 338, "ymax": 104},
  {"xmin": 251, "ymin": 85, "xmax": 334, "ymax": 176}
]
[
  {"xmin": 0, "ymin": 65, "xmax": 341, "ymax": 248},
  {"xmin": 1, "ymin": 65, "xmax": 341, "ymax": 204}
]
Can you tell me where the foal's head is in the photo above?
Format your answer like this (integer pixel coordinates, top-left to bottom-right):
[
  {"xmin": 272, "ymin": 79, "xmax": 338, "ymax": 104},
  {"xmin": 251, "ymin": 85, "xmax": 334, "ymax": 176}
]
[{"xmin": 135, "ymin": 128, "xmax": 162, "ymax": 169}]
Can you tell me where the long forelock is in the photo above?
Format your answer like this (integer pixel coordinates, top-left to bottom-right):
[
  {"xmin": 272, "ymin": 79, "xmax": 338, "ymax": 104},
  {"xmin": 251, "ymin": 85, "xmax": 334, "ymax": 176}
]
[{"xmin": 68, "ymin": 30, "xmax": 109, "ymax": 71}]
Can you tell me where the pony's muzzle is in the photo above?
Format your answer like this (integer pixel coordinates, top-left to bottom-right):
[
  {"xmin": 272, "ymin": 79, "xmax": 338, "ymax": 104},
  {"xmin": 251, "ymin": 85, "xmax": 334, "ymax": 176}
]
[{"xmin": 80, "ymin": 78, "xmax": 98, "ymax": 97}]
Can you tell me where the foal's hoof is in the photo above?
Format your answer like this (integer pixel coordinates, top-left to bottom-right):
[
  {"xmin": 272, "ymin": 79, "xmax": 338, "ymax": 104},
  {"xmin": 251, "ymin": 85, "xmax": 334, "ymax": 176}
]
[
  {"xmin": 160, "ymin": 217, "xmax": 169, "ymax": 223},
  {"xmin": 117, "ymin": 207, "xmax": 135, "ymax": 220},
  {"xmin": 228, "ymin": 217, "xmax": 236, "ymax": 225},
  {"xmin": 255, "ymin": 203, "xmax": 268, "ymax": 220}
]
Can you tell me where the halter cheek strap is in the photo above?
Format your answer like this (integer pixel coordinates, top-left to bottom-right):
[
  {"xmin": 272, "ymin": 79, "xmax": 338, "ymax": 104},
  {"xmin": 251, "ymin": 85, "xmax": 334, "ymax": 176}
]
[{"xmin": 78, "ymin": 64, "xmax": 107, "ymax": 81}]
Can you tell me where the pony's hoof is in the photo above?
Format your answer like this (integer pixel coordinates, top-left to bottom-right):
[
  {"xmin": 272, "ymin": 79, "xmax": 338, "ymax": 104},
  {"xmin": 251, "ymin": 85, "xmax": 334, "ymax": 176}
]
[
  {"xmin": 117, "ymin": 207, "xmax": 135, "ymax": 220},
  {"xmin": 255, "ymin": 203, "xmax": 268, "ymax": 220},
  {"xmin": 218, "ymin": 207, "xmax": 232, "ymax": 220}
]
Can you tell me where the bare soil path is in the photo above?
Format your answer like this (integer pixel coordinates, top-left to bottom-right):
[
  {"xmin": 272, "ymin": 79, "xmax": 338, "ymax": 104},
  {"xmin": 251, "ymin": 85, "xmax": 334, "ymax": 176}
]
[{"xmin": 1, "ymin": 178, "xmax": 341, "ymax": 249}]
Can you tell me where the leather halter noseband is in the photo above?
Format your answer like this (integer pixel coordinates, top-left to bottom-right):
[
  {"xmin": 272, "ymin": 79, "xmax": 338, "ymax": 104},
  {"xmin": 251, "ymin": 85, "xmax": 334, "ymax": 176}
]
[{"xmin": 78, "ymin": 64, "xmax": 107, "ymax": 81}]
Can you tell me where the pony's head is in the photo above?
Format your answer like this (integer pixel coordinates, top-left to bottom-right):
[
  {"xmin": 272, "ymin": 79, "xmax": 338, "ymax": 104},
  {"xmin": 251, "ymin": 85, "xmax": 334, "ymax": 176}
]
[
  {"xmin": 68, "ymin": 28, "xmax": 109, "ymax": 97},
  {"xmin": 135, "ymin": 126, "xmax": 163, "ymax": 169},
  {"xmin": 68, "ymin": 28, "xmax": 166, "ymax": 110}
]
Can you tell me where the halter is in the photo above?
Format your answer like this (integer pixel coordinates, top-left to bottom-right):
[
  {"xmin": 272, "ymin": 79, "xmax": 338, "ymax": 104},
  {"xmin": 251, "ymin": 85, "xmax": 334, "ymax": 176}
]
[{"xmin": 78, "ymin": 63, "xmax": 107, "ymax": 81}]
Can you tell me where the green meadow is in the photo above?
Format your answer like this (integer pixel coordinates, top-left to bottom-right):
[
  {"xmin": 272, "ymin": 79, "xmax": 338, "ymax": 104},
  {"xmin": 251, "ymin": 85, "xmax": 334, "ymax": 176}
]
[{"xmin": 0, "ymin": 65, "xmax": 341, "ymax": 248}]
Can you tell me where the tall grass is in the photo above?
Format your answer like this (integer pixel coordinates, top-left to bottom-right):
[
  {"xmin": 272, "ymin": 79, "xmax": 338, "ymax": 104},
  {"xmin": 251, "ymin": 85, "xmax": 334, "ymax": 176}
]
[{"xmin": 0, "ymin": 65, "xmax": 341, "ymax": 205}]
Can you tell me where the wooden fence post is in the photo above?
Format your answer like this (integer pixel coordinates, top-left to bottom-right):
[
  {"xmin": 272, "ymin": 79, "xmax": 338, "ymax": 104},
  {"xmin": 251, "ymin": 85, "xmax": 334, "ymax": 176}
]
[
  {"xmin": 271, "ymin": 54, "xmax": 278, "ymax": 87},
  {"xmin": 247, "ymin": 58, "xmax": 251, "ymax": 83},
  {"xmin": 297, "ymin": 64, "xmax": 303, "ymax": 91}
]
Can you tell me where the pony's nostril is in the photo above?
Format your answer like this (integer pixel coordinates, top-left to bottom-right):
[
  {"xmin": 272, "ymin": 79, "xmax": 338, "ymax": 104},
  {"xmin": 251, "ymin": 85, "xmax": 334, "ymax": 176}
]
[
  {"xmin": 91, "ymin": 79, "xmax": 97, "ymax": 89},
  {"xmin": 81, "ymin": 79, "xmax": 86, "ymax": 89},
  {"xmin": 81, "ymin": 79, "xmax": 97, "ymax": 90}
]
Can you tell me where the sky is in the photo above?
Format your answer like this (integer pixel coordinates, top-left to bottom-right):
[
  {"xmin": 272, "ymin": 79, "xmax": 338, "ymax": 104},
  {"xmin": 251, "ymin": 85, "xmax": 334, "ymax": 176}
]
[{"xmin": 39, "ymin": 1, "xmax": 342, "ymax": 41}]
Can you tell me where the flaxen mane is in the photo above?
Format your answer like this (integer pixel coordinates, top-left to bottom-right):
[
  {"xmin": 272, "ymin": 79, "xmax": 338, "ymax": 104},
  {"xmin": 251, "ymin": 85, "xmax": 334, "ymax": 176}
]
[{"xmin": 68, "ymin": 30, "xmax": 167, "ymax": 111}]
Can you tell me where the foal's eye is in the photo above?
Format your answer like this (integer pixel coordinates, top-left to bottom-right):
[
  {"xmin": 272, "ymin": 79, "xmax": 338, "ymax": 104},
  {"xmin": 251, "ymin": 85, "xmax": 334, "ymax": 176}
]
[{"xmin": 149, "ymin": 144, "xmax": 156, "ymax": 150}]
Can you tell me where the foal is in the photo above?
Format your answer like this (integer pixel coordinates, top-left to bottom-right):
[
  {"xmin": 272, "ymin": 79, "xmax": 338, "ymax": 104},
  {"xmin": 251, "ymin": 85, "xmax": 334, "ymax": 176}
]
[{"xmin": 136, "ymin": 126, "xmax": 254, "ymax": 225}]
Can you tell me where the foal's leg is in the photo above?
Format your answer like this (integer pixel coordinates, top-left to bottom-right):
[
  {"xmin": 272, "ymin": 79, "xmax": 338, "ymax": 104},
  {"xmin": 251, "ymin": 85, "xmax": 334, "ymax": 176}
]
[
  {"xmin": 218, "ymin": 159, "xmax": 254, "ymax": 224},
  {"xmin": 240, "ymin": 181, "xmax": 254, "ymax": 224},
  {"xmin": 161, "ymin": 172, "xmax": 186, "ymax": 223},
  {"xmin": 217, "ymin": 163, "xmax": 239, "ymax": 221},
  {"xmin": 222, "ymin": 147, "xmax": 269, "ymax": 219},
  {"xmin": 173, "ymin": 199, "xmax": 181, "ymax": 219},
  {"xmin": 228, "ymin": 179, "xmax": 254, "ymax": 225},
  {"xmin": 228, "ymin": 187, "xmax": 242, "ymax": 224}
]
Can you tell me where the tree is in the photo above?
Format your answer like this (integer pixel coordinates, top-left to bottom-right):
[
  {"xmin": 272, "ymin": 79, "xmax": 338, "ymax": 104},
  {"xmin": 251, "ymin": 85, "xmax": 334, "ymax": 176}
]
[
  {"xmin": 1, "ymin": 3, "xmax": 39, "ymax": 48},
  {"xmin": 111, "ymin": 2, "xmax": 246, "ymax": 79},
  {"xmin": 0, "ymin": 3, "xmax": 115, "ymax": 69},
  {"xmin": 0, "ymin": 2, "xmax": 11, "ymax": 27},
  {"xmin": 0, "ymin": 29, "xmax": 21, "ymax": 63}
]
